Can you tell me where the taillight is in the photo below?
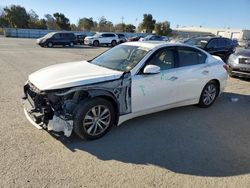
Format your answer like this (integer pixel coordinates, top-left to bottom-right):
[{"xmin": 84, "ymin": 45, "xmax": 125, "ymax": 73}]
[{"xmin": 223, "ymin": 64, "xmax": 229, "ymax": 71}]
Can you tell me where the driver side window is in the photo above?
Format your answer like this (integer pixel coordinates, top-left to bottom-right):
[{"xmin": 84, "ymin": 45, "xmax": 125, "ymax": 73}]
[{"xmin": 147, "ymin": 48, "xmax": 175, "ymax": 71}]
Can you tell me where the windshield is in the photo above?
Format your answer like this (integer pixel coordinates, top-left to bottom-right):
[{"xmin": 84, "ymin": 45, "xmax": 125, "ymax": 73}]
[
  {"xmin": 43, "ymin": 32, "xmax": 55, "ymax": 38},
  {"xmin": 90, "ymin": 45, "xmax": 150, "ymax": 72},
  {"xmin": 184, "ymin": 38, "xmax": 209, "ymax": 49},
  {"xmin": 93, "ymin": 33, "xmax": 101, "ymax": 37}
]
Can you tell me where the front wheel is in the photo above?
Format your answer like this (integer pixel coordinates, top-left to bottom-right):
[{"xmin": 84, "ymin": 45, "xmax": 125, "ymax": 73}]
[
  {"xmin": 198, "ymin": 81, "xmax": 219, "ymax": 108},
  {"xmin": 47, "ymin": 42, "xmax": 53, "ymax": 48},
  {"xmin": 93, "ymin": 40, "xmax": 99, "ymax": 47},
  {"xmin": 111, "ymin": 40, "xmax": 117, "ymax": 47},
  {"xmin": 73, "ymin": 98, "xmax": 115, "ymax": 140}
]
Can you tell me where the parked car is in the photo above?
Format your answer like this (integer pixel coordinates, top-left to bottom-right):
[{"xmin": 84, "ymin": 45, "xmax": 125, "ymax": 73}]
[
  {"xmin": 75, "ymin": 34, "xmax": 86, "ymax": 45},
  {"xmin": 117, "ymin": 33, "xmax": 128, "ymax": 44},
  {"xmin": 36, "ymin": 32, "xmax": 77, "ymax": 47},
  {"xmin": 184, "ymin": 37, "xmax": 236, "ymax": 62},
  {"xmin": 227, "ymin": 47, "xmax": 250, "ymax": 78},
  {"xmin": 127, "ymin": 36, "xmax": 143, "ymax": 42},
  {"xmin": 139, "ymin": 35, "xmax": 169, "ymax": 42},
  {"xmin": 23, "ymin": 42, "xmax": 227, "ymax": 140},
  {"xmin": 84, "ymin": 32, "xmax": 119, "ymax": 47}
]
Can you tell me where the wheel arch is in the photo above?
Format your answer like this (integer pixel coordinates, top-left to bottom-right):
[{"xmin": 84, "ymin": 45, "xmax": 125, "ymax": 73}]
[
  {"xmin": 208, "ymin": 79, "xmax": 220, "ymax": 96},
  {"xmin": 87, "ymin": 90, "xmax": 120, "ymax": 125}
]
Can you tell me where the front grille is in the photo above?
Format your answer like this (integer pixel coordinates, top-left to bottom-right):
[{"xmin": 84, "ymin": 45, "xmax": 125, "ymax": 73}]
[{"xmin": 239, "ymin": 58, "xmax": 250, "ymax": 64}]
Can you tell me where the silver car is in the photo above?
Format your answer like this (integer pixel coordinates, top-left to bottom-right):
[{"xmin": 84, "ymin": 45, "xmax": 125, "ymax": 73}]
[{"xmin": 228, "ymin": 48, "xmax": 250, "ymax": 78}]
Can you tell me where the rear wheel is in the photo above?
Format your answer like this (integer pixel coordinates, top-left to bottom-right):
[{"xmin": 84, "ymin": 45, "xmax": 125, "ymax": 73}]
[
  {"xmin": 73, "ymin": 98, "xmax": 115, "ymax": 140},
  {"xmin": 93, "ymin": 40, "xmax": 99, "ymax": 47},
  {"xmin": 198, "ymin": 81, "xmax": 219, "ymax": 108},
  {"xmin": 69, "ymin": 42, "xmax": 74, "ymax": 47}
]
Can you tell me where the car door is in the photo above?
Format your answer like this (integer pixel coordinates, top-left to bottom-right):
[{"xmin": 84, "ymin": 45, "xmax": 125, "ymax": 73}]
[
  {"xmin": 101, "ymin": 34, "xmax": 109, "ymax": 44},
  {"xmin": 132, "ymin": 47, "xmax": 180, "ymax": 113},
  {"xmin": 52, "ymin": 33, "xmax": 61, "ymax": 45},
  {"xmin": 173, "ymin": 46, "xmax": 210, "ymax": 102}
]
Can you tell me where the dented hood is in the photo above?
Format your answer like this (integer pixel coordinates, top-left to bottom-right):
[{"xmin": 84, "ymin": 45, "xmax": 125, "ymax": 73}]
[{"xmin": 29, "ymin": 61, "xmax": 123, "ymax": 90}]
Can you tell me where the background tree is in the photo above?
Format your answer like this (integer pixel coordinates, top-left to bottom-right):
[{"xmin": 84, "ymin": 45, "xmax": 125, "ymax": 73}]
[
  {"xmin": 0, "ymin": 9, "xmax": 9, "ymax": 27},
  {"xmin": 154, "ymin": 21, "xmax": 172, "ymax": 36},
  {"xmin": 78, "ymin": 17, "xmax": 94, "ymax": 31},
  {"xmin": 44, "ymin": 14, "xmax": 59, "ymax": 30},
  {"xmin": 3, "ymin": 5, "xmax": 29, "ymax": 28},
  {"xmin": 98, "ymin": 16, "xmax": 114, "ymax": 32},
  {"xmin": 115, "ymin": 23, "xmax": 126, "ymax": 32},
  {"xmin": 125, "ymin": 24, "xmax": 136, "ymax": 32},
  {"xmin": 70, "ymin": 24, "xmax": 78, "ymax": 31},
  {"xmin": 140, "ymin": 14, "xmax": 156, "ymax": 33},
  {"xmin": 27, "ymin": 9, "xmax": 47, "ymax": 29},
  {"xmin": 53, "ymin": 12, "xmax": 70, "ymax": 30}
]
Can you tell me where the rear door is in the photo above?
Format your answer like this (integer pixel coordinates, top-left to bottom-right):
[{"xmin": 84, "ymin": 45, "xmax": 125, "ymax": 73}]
[{"xmin": 173, "ymin": 46, "xmax": 210, "ymax": 102}]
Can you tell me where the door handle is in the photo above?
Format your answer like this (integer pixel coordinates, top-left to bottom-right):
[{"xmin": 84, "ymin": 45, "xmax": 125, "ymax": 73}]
[
  {"xmin": 202, "ymin": 70, "xmax": 209, "ymax": 75},
  {"xmin": 169, "ymin": 76, "xmax": 178, "ymax": 81}
]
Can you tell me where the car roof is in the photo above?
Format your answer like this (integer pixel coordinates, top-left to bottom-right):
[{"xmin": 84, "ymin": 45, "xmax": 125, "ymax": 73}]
[
  {"xmin": 121, "ymin": 41, "xmax": 201, "ymax": 50},
  {"xmin": 193, "ymin": 36, "xmax": 231, "ymax": 40}
]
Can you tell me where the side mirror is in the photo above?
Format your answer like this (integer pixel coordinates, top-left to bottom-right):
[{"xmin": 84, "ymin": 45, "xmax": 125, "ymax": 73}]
[{"xmin": 143, "ymin": 65, "xmax": 160, "ymax": 74}]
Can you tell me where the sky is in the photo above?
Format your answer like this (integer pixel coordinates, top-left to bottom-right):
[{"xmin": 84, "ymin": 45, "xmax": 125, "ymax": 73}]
[{"xmin": 1, "ymin": 0, "xmax": 250, "ymax": 29}]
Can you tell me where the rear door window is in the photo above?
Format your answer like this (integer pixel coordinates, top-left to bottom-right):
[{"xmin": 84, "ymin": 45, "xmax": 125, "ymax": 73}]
[
  {"xmin": 206, "ymin": 39, "xmax": 218, "ymax": 48},
  {"xmin": 177, "ymin": 47, "xmax": 207, "ymax": 67}
]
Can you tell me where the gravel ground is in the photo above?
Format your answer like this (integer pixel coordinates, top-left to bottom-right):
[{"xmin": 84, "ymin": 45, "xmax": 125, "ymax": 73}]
[{"xmin": 0, "ymin": 37, "xmax": 250, "ymax": 188}]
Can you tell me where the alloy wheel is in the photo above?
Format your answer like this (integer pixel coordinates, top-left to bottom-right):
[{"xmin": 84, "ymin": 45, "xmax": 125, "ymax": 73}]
[{"xmin": 83, "ymin": 105, "xmax": 111, "ymax": 136}]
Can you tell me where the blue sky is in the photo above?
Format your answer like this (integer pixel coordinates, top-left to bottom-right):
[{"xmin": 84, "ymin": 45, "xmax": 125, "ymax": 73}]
[{"xmin": 1, "ymin": 0, "xmax": 250, "ymax": 29}]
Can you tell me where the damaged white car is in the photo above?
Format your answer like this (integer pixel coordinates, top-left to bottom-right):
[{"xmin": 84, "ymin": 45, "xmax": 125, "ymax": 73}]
[{"xmin": 23, "ymin": 42, "xmax": 228, "ymax": 140}]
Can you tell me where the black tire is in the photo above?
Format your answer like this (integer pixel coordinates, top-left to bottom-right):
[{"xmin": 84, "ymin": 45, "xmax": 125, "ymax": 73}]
[
  {"xmin": 69, "ymin": 41, "xmax": 74, "ymax": 47},
  {"xmin": 73, "ymin": 98, "xmax": 115, "ymax": 140},
  {"xmin": 111, "ymin": 40, "xmax": 117, "ymax": 47},
  {"xmin": 198, "ymin": 81, "xmax": 219, "ymax": 108},
  {"xmin": 93, "ymin": 40, "xmax": 99, "ymax": 47},
  {"xmin": 47, "ymin": 42, "xmax": 53, "ymax": 48}
]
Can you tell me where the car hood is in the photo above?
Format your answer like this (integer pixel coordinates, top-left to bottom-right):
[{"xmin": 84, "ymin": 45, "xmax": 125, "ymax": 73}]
[
  {"xmin": 85, "ymin": 36, "xmax": 94, "ymax": 39},
  {"xmin": 236, "ymin": 49, "xmax": 250, "ymax": 57},
  {"xmin": 28, "ymin": 61, "xmax": 123, "ymax": 90}
]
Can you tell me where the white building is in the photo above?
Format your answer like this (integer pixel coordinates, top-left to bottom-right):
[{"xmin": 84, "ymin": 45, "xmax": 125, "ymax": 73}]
[{"xmin": 174, "ymin": 27, "xmax": 250, "ymax": 46}]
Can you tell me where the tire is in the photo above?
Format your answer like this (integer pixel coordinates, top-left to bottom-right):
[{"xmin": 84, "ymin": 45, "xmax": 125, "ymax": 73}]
[
  {"xmin": 69, "ymin": 42, "xmax": 74, "ymax": 47},
  {"xmin": 111, "ymin": 40, "xmax": 117, "ymax": 47},
  {"xmin": 93, "ymin": 40, "xmax": 99, "ymax": 47},
  {"xmin": 73, "ymin": 98, "xmax": 115, "ymax": 140},
  {"xmin": 198, "ymin": 81, "xmax": 219, "ymax": 108},
  {"xmin": 47, "ymin": 42, "xmax": 53, "ymax": 48}
]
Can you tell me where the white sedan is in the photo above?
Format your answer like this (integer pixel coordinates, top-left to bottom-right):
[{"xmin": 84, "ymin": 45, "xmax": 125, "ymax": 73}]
[{"xmin": 23, "ymin": 42, "xmax": 228, "ymax": 140}]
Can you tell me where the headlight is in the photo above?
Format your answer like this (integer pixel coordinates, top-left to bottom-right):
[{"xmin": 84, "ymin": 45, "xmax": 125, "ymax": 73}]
[{"xmin": 228, "ymin": 54, "xmax": 238, "ymax": 64}]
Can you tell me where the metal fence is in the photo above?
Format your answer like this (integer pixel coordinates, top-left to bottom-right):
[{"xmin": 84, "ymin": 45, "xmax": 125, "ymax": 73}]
[
  {"xmin": 3, "ymin": 28, "xmax": 149, "ymax": 39},
  {"xmin": 3, "ymin": 28, "xmax": 96, "ymax": 38}
]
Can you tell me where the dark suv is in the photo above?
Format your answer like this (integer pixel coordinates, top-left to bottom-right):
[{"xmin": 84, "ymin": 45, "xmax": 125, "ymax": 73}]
[
  {"xmin": 37, "ymin": 32, "xmax": 77, "ymax": 47},
  {"xmin": 184, "ymin": 37, "xmax": 236, "ymax": 62}
]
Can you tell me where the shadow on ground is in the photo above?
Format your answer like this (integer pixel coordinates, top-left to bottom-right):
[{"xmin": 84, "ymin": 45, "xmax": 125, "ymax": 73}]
[{"xmin": 57, "ymin": 92, "xmax": 250, "ymax": 177}]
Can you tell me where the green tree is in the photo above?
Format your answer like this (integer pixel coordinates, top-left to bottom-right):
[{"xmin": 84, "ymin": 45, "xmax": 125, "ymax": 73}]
[
  {"xmin": 78, "ymin": 17, "xmax": 94, "ymax": 31},
  {"xmin": 115, "ymin": 23, "xmax": 126, "ymax": 32},
  {"xmin": 0, "ymin": 10, "xmax": 9, "ymax": 27},
  {"xmin": 27, "ymin": 9, "xmax": 46, "ymax": 29},
  {"xmin": 125, "ymin": 24, "xmax": 136, "ymax": 33},
  {"xmin": 154, "ymin": 21, "xmax": 172, "ymax": 36},
  {"xmin": 140, "ymin": 14, "xmax": 156, "ymax": 33},
  {"xmin": 3, "ymin": 5, "xmax": 29, "ymax": 28},
  {"xmin": 53, "ymin": 12, "xmax": 70, "ymax": 30},
  {"xmin": 98, "ymin": 16, "xmax": 114, "ymax": 32},
  {"xmin": 70, "ymin": 24, "xmax": 78, "ymax": 31},
  {"xmin": 44, "ymin": 14, "xmax": 59, "ymax": 30}
]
